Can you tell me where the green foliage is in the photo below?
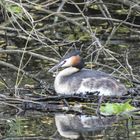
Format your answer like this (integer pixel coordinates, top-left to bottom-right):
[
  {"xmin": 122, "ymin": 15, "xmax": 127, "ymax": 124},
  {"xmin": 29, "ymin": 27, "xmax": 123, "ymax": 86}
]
[
  {"xmin": 0, "ymin": 80, "xmax": 8, "ymax": 89},
  {"xmin": 116, "ymin": 9, "xmax": 128, "ymax": 14},
  {"xmin": 7, "ymin": 4, "xmax": 23, "ymax": 14},
  {"xmin": 100, "ymin": 101, "xmax": 135, "ymax": 116},
  {"xmin": 89, "ymin": 4, "xmax": 98, "ymax": 10},
  {"xmin": 117, "ymin": 26, "xmax": 129, "ymax": 33},
  {"xmin": 6, "ymin": 116, "xmax": 54, "ymax": 137},
  {"xmin": 7, "ymin": 117, "xmax": 24, "ymax": 136},
  {"xmin": 118, "ymin": 44, "xmax": 129, "ymax": 48}
]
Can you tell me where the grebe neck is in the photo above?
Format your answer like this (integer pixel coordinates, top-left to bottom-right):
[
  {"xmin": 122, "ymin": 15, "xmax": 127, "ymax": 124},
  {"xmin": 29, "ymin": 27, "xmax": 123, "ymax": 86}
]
[{"xmin": 57, "ymin": 67, "xmax": 80, "ymax": 77}]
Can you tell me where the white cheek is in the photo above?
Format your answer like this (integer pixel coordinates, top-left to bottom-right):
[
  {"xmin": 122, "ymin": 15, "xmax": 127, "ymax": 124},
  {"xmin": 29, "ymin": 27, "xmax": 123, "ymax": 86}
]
[{"xmin": 62, "ymin": 59, "xmax": 72, "ymax": 67}]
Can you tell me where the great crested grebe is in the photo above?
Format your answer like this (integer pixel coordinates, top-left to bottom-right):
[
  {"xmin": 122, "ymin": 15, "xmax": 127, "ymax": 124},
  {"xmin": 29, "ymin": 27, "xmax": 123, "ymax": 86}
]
[{"xmin": 49, "ymin": 50, "xmax": 127, "ymax": 96}]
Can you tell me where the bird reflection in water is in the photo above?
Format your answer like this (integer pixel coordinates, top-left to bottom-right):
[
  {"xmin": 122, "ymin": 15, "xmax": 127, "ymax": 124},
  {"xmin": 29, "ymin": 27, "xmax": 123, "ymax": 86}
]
[{"xmin": 54, "ymin": 114, "xmax": 118, "ymax": 139}]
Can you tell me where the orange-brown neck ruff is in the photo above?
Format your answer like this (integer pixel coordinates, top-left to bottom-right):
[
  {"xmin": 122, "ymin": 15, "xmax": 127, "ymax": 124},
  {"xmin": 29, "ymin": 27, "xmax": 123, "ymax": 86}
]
[
  {"xmin": 71, "ymin": 55, "xmax": 84, "ymax": 69},
  {"xmin": 71, "ymin": 55, "xmax": 80, "ymax": 65}
]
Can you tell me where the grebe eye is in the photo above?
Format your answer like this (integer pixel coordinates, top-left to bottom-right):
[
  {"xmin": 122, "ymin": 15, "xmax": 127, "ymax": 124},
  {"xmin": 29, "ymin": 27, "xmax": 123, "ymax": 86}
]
[
  {"xmin": 61, "ymin": 60, "xmax": 66, "ymax": 65},
  {"xmin": 63, "ymin": 60, "xmax": 66, "ymax": 63}
]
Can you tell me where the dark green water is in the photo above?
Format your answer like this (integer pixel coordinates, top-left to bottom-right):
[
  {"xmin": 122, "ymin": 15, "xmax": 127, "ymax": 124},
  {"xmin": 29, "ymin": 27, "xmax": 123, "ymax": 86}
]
[{"xmin": 1, "ymin": 111, "xmax": 140, "ymax": 140}]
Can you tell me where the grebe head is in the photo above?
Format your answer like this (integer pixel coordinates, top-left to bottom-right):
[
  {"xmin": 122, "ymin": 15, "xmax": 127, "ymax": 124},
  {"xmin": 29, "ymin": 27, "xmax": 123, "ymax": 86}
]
[{"xmin": 49, "ymin": 50, "xmax": 84, "ymax": 72}]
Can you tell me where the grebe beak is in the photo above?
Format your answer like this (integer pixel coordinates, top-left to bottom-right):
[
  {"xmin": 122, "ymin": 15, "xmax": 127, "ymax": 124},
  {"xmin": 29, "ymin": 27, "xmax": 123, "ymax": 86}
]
[{"xmin": 48, "ymin": 61, "xmax": 65, "ymax": 72}]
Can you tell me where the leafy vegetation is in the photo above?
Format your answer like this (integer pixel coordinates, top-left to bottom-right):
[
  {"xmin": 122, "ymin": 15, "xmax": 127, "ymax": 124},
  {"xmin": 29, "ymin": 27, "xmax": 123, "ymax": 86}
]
[{"xmin": 100, "ymin": 101, "xmax": 136, "ymax": 116}]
